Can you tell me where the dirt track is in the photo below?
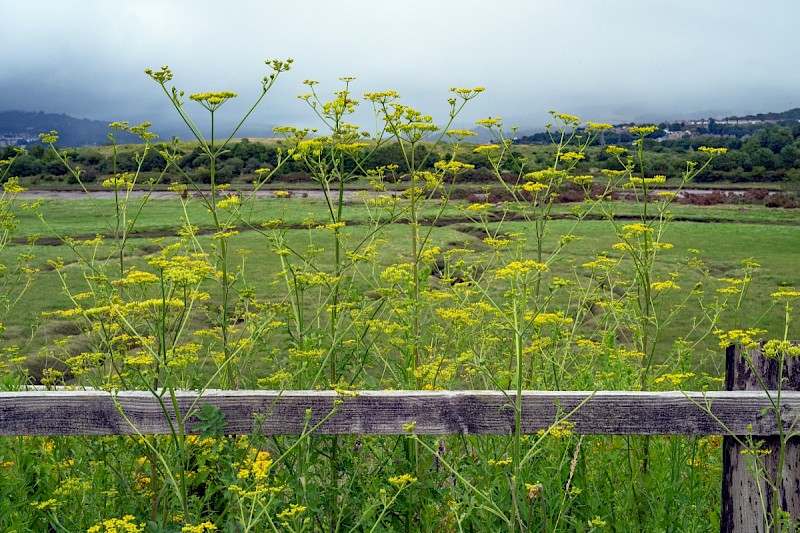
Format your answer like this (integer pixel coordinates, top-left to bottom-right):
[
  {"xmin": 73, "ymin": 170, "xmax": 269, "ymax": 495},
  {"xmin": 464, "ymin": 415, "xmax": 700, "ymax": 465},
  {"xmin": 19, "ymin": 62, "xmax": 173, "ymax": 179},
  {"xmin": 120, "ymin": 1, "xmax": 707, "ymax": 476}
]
[
  {"xmin": 16, "ymin": 187, "xmax": 750, "ymax": 201},
  {"xmin": 16, "ymin": 189, "xmax": 360, "ymax": 200}
]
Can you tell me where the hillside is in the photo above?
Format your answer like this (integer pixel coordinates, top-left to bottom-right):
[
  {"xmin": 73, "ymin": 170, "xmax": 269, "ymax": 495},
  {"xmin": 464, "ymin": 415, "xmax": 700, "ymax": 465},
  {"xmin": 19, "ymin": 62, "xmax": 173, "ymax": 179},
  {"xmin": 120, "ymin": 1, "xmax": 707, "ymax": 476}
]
[
  {"xmin": 726, "ymin": 108, "xmax": 800, "ymax": 122},
  {"xmin": 0, "ymin": 110, "xmax": 140, "ymax": 147},
  {"xmin": 3, "ymin": 107, "xmax": 800, "ymax": 149}
]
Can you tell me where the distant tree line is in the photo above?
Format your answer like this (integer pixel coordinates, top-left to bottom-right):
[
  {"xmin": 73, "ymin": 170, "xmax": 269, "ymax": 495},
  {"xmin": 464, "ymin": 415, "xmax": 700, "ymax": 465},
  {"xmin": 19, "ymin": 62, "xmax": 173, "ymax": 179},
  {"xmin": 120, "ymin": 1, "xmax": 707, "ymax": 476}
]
[
  {"xmin": 0, "ymin": 139, "xmax": 444, "ymax": 186},
  {"xmin": 516, "ymin": 123, "xmax": 800, "ymax": 184},
  {"xmin": 655, "ymin": 124, "xmax": 800, "ymax": 183},
  {"xmin": 3, "ymin": 123, "xmax": 800, "ymax": 187}
]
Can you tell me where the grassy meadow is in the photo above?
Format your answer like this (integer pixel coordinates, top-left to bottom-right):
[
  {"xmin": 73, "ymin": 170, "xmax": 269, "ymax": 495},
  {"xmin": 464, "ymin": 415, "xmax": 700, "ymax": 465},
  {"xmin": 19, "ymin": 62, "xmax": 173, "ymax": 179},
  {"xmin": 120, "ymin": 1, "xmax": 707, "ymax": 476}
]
[{"xmin": 3, "ymin": 197, "xmax": 797, "ymax": 370}]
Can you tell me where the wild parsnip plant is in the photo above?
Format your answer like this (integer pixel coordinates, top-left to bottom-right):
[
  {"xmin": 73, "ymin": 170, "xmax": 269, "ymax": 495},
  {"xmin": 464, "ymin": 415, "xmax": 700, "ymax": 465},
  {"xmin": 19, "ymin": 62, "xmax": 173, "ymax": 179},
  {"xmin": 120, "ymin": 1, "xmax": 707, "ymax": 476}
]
[
  {"xmin": 1, "ymin": 60, "xmax": 798, "ymax": 532},
  {"xmin": 690, "ymin": 294, "xmax": 800, "ymax": 532},
  {"xmin": 145, "ymin": 59, "xmax": 293, "ymax": 390},
  {"xmin": 0, "ymin": 148, "xmax": 39, "ymax": 389}
]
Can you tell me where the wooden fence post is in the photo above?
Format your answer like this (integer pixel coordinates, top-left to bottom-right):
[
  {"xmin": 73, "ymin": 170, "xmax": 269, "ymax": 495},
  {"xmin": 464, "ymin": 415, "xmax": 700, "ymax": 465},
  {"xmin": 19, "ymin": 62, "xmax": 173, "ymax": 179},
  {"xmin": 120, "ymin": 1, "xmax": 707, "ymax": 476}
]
[{"xmin": 721, "ymin": 343, "xmax": 800, "ymax": 532}]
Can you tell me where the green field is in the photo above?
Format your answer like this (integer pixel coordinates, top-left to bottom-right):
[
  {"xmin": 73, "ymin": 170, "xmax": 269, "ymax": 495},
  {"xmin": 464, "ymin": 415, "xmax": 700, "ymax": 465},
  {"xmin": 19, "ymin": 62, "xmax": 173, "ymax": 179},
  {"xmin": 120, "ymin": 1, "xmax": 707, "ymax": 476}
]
[{"xmin": 2, "ymin": 195, "xmax": 798, "ymax": 378}]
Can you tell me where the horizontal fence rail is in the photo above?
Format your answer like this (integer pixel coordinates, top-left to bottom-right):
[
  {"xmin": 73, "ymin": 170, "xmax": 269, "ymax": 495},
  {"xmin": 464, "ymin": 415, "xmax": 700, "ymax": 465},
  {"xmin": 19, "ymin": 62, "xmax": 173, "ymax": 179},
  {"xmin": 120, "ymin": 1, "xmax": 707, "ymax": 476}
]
[{"xmin": 2, "ymin": 389, "xmax": 799, "ymax": 437}]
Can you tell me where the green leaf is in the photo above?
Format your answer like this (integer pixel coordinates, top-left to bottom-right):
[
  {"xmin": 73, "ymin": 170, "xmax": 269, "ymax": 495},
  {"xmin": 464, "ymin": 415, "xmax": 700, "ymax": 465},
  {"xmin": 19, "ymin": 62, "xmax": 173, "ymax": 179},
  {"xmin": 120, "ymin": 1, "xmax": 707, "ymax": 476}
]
[{"xmin": 193, "ymin": 402, "xmax": 228, "ymax": 439}]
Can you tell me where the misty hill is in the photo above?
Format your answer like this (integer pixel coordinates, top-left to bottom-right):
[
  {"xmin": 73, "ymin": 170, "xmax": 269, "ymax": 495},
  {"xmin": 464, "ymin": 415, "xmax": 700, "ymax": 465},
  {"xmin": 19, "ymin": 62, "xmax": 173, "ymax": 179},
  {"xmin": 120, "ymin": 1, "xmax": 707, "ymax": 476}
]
[
  {"xmin": 0, "ymin": 110, "xmax": 286, "ymax": 147},
  {"xmin": 724, "ymin": 108, "xmax": 800, "ymax": 122},
  {"xmin": 515, "ymin": 107, "xmax": 800, "ymax": 145},
  {"xmin": 0, "ymin": 110, "xmax": 141, "ymax": 147},
  {"xmin": 4, "ymin": 108, "xmax": 800, "ymax": 149}
]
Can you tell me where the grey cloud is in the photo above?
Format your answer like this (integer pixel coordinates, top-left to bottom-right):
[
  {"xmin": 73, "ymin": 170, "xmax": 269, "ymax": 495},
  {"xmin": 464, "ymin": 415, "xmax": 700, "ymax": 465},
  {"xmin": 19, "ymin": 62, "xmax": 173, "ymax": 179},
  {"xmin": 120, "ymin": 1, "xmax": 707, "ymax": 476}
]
[{"xmin": 2, "ymin": 0, "xmax": 799, "ymax": 134}]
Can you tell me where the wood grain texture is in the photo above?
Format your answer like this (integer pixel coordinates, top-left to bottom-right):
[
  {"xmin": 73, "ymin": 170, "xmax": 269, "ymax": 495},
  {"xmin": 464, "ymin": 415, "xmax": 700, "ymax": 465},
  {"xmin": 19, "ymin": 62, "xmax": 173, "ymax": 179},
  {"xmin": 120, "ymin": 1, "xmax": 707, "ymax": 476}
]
[
  {"xmin": 2, "ymin": 389, "xmax": 799, "ymax": 437},
  {"xmin": 721, "ymin": 344, "xmax": 800, "ymax": 532}
]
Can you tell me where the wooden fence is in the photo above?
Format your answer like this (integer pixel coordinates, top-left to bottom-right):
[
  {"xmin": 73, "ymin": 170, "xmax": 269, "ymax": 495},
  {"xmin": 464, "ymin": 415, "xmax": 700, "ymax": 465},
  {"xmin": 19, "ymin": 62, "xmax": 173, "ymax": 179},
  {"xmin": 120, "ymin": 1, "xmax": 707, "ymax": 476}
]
[{"xmin": 1, "ymin": 344, "xmax": 798, "ymax": 532}]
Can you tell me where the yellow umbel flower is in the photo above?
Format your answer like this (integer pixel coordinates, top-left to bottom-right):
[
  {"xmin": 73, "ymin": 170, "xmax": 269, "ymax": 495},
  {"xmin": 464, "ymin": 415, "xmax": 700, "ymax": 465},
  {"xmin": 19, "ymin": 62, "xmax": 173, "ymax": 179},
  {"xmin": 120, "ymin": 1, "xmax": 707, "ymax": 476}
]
[
  {"xmin": 494, "ymin": 260, "xmax": 548, "ymax": 280},
  {"xmin": 388, "ymin": 473, "xmax": 418, "ymax": 485},
  {"xmin": 87, "ymin": 515, "xmax": 144, "ymax": 533},
  {"xmin": 276, "ymin": 503, "xmax": 307, "ymax": 520},
  {"xmin": 189, "ymin": 91, "xmax": 237, "ymax": 111},
  {"xmin": 698, "ymin": 146, "xmax": 728, "ymax": 156},
  {"xmin": 181, "ymin": 522, "xmax": 217, "ymax": 533},
  {"xmin": 650, "ymin": 281, "xmax": 680, "ymax": 292},
  {"xmin": 629, "ymin": 125, "xmax": 658, "ymax": 136}
]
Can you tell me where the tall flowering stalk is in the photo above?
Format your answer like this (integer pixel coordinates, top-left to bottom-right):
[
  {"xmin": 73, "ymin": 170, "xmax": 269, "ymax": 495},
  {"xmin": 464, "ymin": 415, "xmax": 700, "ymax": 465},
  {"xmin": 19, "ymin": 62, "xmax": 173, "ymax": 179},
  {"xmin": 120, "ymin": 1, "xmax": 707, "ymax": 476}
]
[
  {"xmin": 365, "ymin": 86, "xmax": 483, "ymax": 390},
  {"xmin": 275, "ymin": 77, "xmax": 390, "ymax": 390},
  {"xmin": 146, "ymin": 59, "xmax": 292, "ymax": 389},
  {"xmin": 472, "ymin": 114, "xmax": 608, "ymax": 512},
  {"xmin": 0, "ymin": 149, "xmax": 38, "ymax": 371},
  {"xmin": 580, "ymin": 127, "xmax": 727, "ymax": 525},
  {"xmin": 34, "ymin": 61, "xmax": 294, "ymax": 524},
  {"xmin": 595, "ymin": 129, "xmax": 725, "ymax": 391}
]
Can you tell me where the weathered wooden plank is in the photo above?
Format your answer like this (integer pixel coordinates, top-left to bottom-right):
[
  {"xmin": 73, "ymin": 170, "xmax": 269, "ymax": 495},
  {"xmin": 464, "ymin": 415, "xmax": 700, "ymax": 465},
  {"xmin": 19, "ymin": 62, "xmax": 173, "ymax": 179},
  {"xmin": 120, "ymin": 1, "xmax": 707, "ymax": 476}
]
[
  {"xmin": 2, "ymin": 389, "xmax": 799, "ymax": 437},
  {"xmin": 721, "ymin": 344, "xmax": 800, "ymax": 532}
]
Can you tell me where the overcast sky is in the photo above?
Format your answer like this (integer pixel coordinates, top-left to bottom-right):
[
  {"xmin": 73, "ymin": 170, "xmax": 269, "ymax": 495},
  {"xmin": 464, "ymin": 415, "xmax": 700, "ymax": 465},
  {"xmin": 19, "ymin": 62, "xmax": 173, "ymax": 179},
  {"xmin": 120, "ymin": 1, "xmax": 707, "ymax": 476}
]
[{"xmin": 2, "ymin": 1, "xmax": 799, "ymax": 137}]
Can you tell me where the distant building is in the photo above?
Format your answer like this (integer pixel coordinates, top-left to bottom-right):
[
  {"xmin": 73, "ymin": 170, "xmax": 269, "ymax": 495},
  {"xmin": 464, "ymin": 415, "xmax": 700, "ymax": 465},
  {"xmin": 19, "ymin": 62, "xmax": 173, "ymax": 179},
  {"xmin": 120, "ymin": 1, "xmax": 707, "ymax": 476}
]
[{"xmin": 0, "ymin": 133, "xmax": 37, "ymax": 147}]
